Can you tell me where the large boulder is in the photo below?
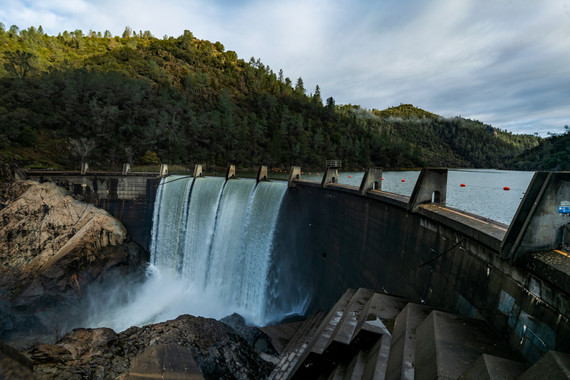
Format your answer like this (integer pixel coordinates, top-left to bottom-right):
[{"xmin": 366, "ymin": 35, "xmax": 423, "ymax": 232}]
[
  {"xmin": 0, "ymin": 181, "xmax": 147, "ymax": 344},
  {"xmin": 25, "ymin": 314, "xmax": 274, "ymax": 379}
]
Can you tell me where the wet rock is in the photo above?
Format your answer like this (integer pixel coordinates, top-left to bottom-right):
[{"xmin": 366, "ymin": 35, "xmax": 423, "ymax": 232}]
[
  {"xmin": 0, "ymin": 356, "xmax": 37, "ymax": 380},
  {"xmin": 220, "ymin": 313, "xmax": 278, "ymax": 355},
  {"xmin": 26, "ymin": 344, "xmax": 72, "ymax": 364},
  {"xmin": 24, "ymin": 314, "xmax": 274, "ymax": 379}
]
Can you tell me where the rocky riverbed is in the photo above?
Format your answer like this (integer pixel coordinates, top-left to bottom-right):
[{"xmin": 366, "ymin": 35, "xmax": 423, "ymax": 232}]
[{"xmin": 24, "ymin": 313, "xmax": 275, "ymax": 379}]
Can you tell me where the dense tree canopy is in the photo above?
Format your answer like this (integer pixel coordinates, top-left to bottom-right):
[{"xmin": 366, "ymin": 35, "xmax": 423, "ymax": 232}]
[
  {"xmin": 0, "ymin": 24, "xmax": 543, "ymax": 170},
  {"xmin": 509, "ymin": 126, "xmax": 570, "ymax": 171}
]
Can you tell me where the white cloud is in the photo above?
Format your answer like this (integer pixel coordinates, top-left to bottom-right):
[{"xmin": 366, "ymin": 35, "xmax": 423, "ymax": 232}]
[{"xmin": 0, "ymin": 0, "xmax": 568, "ymax": 134}]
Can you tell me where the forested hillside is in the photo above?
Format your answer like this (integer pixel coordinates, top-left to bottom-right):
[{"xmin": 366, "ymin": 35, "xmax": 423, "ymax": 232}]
[
  {"xmin": 509, "ymin": 127, "xmax": 570, "ymax": 170},
  {"xmin": 0, "ymin": 24, "xmax": 541, "ymax": 170}
]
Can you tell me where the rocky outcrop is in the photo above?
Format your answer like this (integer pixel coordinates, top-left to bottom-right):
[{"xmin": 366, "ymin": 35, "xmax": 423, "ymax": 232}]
[
  {"xmin": 220, "ymin": 313, "xmax": 278, "ymax": 356},
  {"xmin": 25, "ymin": 314, "xmax": 274, "ymax": 379},
  {"xmin": 0, "ymin": 180, "xmax": 147, "ymax": 344}
]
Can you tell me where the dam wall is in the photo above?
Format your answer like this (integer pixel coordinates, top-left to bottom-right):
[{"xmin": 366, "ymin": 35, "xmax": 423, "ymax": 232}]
[
  {"xmin": 273, "ymin": 169, "xmax": 570, "ymax": 362},
  {"xmin": 24, "ymin": 170, "xmax": 160, "ymax": 250},
  {"xmin": 24, "ymin": 167, "xmax": 570, "ymax": 362}
]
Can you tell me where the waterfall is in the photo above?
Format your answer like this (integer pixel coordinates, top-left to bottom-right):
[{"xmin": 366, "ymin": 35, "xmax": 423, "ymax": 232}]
[
  {"xmin": 85, "ymin": 175, "xmax": 307, "ymax": 331},
  {"xmin": 147, "ymin": 176, "xmax": 292, "ymax": 325}
]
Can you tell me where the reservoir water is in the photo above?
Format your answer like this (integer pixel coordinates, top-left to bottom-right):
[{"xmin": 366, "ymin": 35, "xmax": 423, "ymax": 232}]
[{"xmin": 295, "ymin": 169, "xmax": 534, "ymax": 225}]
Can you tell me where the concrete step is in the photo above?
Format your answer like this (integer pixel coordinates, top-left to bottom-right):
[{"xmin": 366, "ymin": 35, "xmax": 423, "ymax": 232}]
[
  {"xmin": 457, "ymin": 354, "xmax": 528, "ymax": 379},
  {"xmin": 415, "ymin": 310, "xmax": 519, "ymax": 380},
  {"xmin": 360, "ymin": 333, "xmax": 393, "ymax": 380},
  {"xmin": 329, "ymin": 288, "xmax": 376, "ymax": 346},
  {"xmin": 345, "ymin": 349, "xmax": 367, "ymax": 380},
  {"xmin": 282, "ymin": 310, "xmax": 327, "ymax": 355},
  {"xmin": 287, "ymin": 289, "xmax": 357, "ymax": 379},
  {"xmin": 385, "ymin": 302, "xmax": 434, "ymax": 380},
  {"xmin": 268, "ymin": 343, "xmax": 308, "ymax": 380},
  {"xmin": 268, "ymin": 311, "xmax": 326, "ymax": 380},
  {"xmin": 311, "ymin": 288, "xmax": 358, "ymax": 355},
  {"xmin": 325, "ymin": 360, "xmax": 347, "ymax": 380},
  {"xmin": 321, "ymin": 289, "xmax": 377, "ymax": 365},
  {"xmin": 350, "ymin": 293, "xmax": 409, "ymax": 353},
  {"xmin": 517, "ymin": 351, "xmax": 570, "ymax": 379}
]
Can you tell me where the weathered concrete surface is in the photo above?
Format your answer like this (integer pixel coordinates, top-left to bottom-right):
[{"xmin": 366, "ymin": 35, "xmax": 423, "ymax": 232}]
[
  {"xmin": 122, "ymin": 343, "xmax": 205, "ymax": 380},
  {"xmin": 408, "ymin": 167, "xmax": 447, "ymax": 211},
  {"xmin": 518, "ymin": 351, "xmax": 570, "ymax": 379},
  {"xmin": 24, "ymin": 172, "xmax": 160, "ymax": 250},
  {"xmin": 272, "ymin": 179, "xmax": 570, "ymax": 363},
  {"xmin": 359, "ymin": 168, "xmax": 382, "ymax": 195},
  {"xmin": 414, "ymin": 310, "xmax": 520, "ymax": 380},
  {"xmin": 502, "ymin": 171, "xmax": 570, "ymax": 263},
  {"xmin": 458, "ymin": 354, "xmax": 527, "ymax": 380}
]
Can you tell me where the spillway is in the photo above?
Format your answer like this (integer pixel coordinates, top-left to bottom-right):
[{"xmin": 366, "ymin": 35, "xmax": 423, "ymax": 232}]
[{"xmin": 149, "ymin": 176, "xmax": 302, "ymax": 325}]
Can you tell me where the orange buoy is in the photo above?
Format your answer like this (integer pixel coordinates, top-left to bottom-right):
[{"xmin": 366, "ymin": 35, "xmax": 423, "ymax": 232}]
[
  {"xmin": 460, "ymin": 183, "xmax": 466, "ymax": 187},
  {"xmin": 381, "ymin": 178, "xmax": 384, "ymax": 180},
  {"xmin": 401, "ymin": 179, "xmax": 405, "ymax": 182},
  {"xmin": 308, "ymin": 172, "xmax": 311, "ymax": 175},
  {"xmin": 503, "ymin": 186, "xmax": 510, "ymax": 191},
  {"xmin": 349, "ymin": 175, "xmax": 352, "ymax": 178},
  {"xmin": 317, "ymin": 173, "xmax": 320, "ymax": 176},
  {"xmin": 284, "ymin": 170, "xmax": 287, "ymax": 173}
]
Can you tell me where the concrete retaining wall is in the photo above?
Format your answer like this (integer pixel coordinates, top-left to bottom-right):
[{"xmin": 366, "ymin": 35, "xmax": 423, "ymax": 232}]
[
  {"xmin": 272, "ymin": 179, "xmax": 570, "ymax": 362},
  {"xmin": 25, "ymin": 171, "xmax": 160, "ymax": 250}
]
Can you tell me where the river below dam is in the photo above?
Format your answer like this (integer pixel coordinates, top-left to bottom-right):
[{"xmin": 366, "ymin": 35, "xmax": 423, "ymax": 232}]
[{"xmin": 85, "ymin": 169, "xmax": 534, "ymax": 332}]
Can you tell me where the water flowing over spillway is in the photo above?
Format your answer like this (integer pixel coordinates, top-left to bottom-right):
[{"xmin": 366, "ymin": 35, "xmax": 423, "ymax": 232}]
[
  {"xmin": 88, "ymin": 176, "xmax": 306, "ymax": 332},
  {"xmin": 151, "ymin": 176, "xmax": 295, "ymax": 324}
]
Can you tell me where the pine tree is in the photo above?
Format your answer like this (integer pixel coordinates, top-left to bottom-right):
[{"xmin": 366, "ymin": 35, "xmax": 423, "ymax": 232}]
[{"xmin": 295, "ymin": 77, "xmax": 305, "ymax": 95}]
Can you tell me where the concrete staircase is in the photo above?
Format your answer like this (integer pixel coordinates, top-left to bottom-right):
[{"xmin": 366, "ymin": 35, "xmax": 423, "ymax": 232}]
[{"xmin": 268, "ymin": 288, "xmax": 570, "ymax": 380}]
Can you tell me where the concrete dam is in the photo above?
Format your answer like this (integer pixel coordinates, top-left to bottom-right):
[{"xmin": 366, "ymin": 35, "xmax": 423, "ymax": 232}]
[{"xmin": 25, "ymin": 166, "xmax": 570, "ymax": 377}]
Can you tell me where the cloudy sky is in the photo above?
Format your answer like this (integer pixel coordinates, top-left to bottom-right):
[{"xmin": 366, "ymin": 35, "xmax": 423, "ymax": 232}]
[{"xmin": 1, "ymin": 0, "xmax": 569, "ymax": 135}]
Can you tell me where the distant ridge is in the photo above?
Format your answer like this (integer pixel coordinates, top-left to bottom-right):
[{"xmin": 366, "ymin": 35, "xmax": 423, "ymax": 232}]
[{"xmin": 372, "ymin": 104, "xmax": 439, "ymax": 120}]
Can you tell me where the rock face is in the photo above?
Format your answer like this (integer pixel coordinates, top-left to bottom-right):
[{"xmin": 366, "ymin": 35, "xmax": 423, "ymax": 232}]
[
  {"xmin": 25, "ymin": 314, "xmax": 274, "ymax": 379},
  {"xmin": 0, "ymin": 180, "xmax": 147, "ymax": 343},
  {"xmin": 220, "ymin": 313, "xmax": 277, "ymax": 355}
]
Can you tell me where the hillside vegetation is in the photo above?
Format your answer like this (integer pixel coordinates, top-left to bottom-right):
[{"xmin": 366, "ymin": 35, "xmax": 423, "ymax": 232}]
[
  {"xmin": 0, "ymin": 24, "xmax": 541, "ymax": 170},
  {"xmin": 509, "ymin": 127, "xmax": 570, "ymax": 171}
]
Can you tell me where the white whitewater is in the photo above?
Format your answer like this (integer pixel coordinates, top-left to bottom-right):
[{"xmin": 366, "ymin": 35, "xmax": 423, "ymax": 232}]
[
  {"xmin": 87, "ymin": 175, "xmax": 302, "ymax": 331},
  {"xmin": 88, "ymin": 176, "xmax": 293, "ymax": 330},
  {"xmin": 149, "ymin": 176, "xmax": 194, "ymax": 275},
  {"xmin": 152, "ymin": 177, "xmax": 290, "ymax": 325}
]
